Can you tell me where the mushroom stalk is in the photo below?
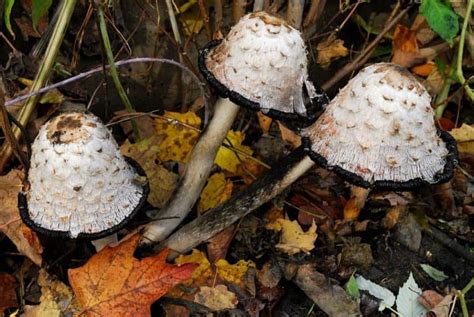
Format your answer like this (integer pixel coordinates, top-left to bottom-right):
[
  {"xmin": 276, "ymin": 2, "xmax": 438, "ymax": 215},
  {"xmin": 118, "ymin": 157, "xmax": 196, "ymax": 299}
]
[
  {"xmin": 141, "ymin": 98, "xmax": 240, "ymax": 244},
  {"xmin": 148, "ymin": 148, "xmax": 315, "ymax": 258}
]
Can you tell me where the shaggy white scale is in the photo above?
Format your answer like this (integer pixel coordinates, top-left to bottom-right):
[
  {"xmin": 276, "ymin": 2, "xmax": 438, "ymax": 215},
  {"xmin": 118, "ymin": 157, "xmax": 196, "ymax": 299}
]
[
  {"xmin": 205, "ymin": 11, "xmax": 316, "ymax": 115},
  {"xmin": 303, "ymin": 63, "xmax": 450, "ymax": 184},
  {"xmin": 26, "ymin": 112, "xmax": 144, "ymax": 238}
]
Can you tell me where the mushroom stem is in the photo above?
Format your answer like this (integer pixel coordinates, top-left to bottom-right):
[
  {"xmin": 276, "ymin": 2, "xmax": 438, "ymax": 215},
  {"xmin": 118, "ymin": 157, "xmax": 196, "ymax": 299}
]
[
  {"xmin": 343, "ymin": 186, "xmax": 370, "ymax": 221},
  {"xmin": 148, "ymin": 148, "xmax": 314, "ymax": 259},
  {"xmin": 140, "ymin": 98, "xmax": 240, "ymax": 245}
]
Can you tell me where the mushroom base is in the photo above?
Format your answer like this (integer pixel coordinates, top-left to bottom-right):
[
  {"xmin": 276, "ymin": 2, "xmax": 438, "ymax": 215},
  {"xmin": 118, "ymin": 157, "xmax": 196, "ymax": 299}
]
[
  {"xmin": 302, "ymin": 130, "xmax": 458, "ymax": 191},
  {"xmin": 18, "ymin": 157, "xmax": 150, "ymax": 240},
  {"xmin": 198, "ymin": 40, "xmax": 329, "ymax": 130}
]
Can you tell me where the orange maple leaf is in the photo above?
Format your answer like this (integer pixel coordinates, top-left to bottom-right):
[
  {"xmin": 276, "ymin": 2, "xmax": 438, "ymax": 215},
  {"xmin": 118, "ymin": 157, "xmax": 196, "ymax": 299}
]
[{"xmin": 68, "ymin": 234, "xmax": 197, "ymax": 316}]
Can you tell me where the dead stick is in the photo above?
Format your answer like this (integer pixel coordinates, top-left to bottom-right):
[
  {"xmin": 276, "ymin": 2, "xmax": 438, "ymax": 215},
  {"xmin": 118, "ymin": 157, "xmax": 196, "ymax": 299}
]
[
  {"xmin": 321, "ymin": 5, "xmax": 412, "ymax": 91},
  {"xmin": 152, "ymin": 148, "xmax": 315, "ymax": 258}
]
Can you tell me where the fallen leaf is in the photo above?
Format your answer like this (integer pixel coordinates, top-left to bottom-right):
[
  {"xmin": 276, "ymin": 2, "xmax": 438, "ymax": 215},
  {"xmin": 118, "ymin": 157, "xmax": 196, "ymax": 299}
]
[
  {"xmin": 391, "ymin": 24, "xmax": 425, "ymax": 68},
  {"xmin": 206, "ymin": 226, "xmax": 235, "ymax": 262},
  {"xmin": 68, "ymin": 234, "xmax": 197, "ymax": 316},
  {"xmin": 0, "ymin": 169, "xmax": 43, "ymax": 266},
  {"xmin": 23, "ymin": 269, "xmax": 80, "ymax": 317},
  {"xmin": 120, "ymin": 135, "xmax": 178, "ymax": 208},
  {"xmin": 266, "ymin": 219, "xmax": 318, "ymax": 255},
  {"xmin": 449, "ymin": 124, "xmax": 474, "ymax": 154},
  {"xmin": 154, "ymin": 111, "xmax": 201, "ymax": 163},
  {"xmin": 277, "ymin": 121, "xmax": 301, "ymax": 148},
  {"xmin": 316, "ymin": 33, "xmax": 349, "ymax": 68},
  {"xmin": 215, "ymin": 259, "xmax": 256, "ymax": 289},
  {"xmin": 215, "ymin": 130, "xmax": 253, "ymax": 173},
  {"xmin": 115, "ymin": 110, "xmax": 157, "ymax": 138},
  {"xmin": 194, "ymin": 285, "xmax": 238, "ymax": 311},
  {"xmin": 198, "ymin": 173, "xmax": 233, "ymax": 214},
  {"xmin": 0, "ymin": 273, "xmax": 17, "ymax": 314},
  {"xmin": 411, "ymin": 61, "xmax": 435, "ymax": 77},
  {"xmin": 257, "ymin": 112, "xmax": 272, "ymax": 134},
  {"xmin": 17, "ymin": 78, "xmax": 64, "ymax": 104}
]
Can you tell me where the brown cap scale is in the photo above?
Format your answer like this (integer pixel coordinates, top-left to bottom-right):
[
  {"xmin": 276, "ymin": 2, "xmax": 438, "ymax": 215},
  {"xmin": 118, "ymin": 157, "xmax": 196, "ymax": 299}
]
[
  {"xmin": 199, "ymin": 11, "xmax": 328, "ymax": 128},
  {"xmin": 302, "ymin": 63, "xmax": 457, "ymax": 190},
  {"xmin": 19, "ymin": 112, "xmax": 149, "ymax": 239}
]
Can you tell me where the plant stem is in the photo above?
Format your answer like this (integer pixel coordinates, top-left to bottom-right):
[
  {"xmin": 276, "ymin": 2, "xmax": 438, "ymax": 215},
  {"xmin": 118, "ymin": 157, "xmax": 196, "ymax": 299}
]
[
  {"xmin": 455, "ymin": 0, "xmax": 474, "ymax": 101},
  {"xmin": 0, "ymin": 0, "xmax": 77, "ymax": 172},
  {"xmin": 96, "ymin": 3, "xmax": 140, "ymax": 141},
  {"xmin": 460, "ymin": 277, "xmax": 474, "ymax": 317}
]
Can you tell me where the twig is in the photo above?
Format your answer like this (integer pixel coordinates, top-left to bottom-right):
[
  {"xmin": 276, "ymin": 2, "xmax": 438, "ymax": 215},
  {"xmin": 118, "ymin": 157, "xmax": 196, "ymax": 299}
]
[
  {"xmin": 454, "ymin": 0, "xmax": 474, "ymax": 100},
  {"xmin": 95, "ymin": 2, "xmax": 140, "ymax": 140},
  {"xmin": 287, "ymin": 0, "xmax": 305, "ymax": 29},
  {"xmin": 232, "ymin": 0, "xmax": 247, "ymax": 23},
  {"xmin": 321, "ymin": 5, "xmax": 411, "ymax": 90},
  {"xmin": 5, "ymin": 57, "xmax": 208, "ymax": 111},
  {"xmin": 424, "ymin": 225, "xmax": 474, "ymax": 265},
  {"xmin": 0, "ymin": 0, "xmax": 77, "ymax": 172}
]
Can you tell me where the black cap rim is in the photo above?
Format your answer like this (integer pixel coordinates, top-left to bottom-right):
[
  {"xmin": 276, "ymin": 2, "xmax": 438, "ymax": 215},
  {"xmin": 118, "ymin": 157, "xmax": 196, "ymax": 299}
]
[
  {"xmin": 18, "ymin": 156, "xmax": 150, "ymax": 240},
  {"xmin": 302, "ymin": 130, "xmax": 458, "ymax": 191}
]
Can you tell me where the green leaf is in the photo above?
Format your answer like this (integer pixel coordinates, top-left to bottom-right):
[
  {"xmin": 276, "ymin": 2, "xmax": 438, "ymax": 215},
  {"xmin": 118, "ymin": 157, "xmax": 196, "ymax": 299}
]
[
  {"xmin": 420, "ymin": 0, "xmax": 460, "ymax": 44},
  {"xmin": 4, "ymin": 0, "xmax": 16, "ymax": 37},
  {"xmin": 420, "ymin": 264, "xmax": 449, "ymax": 281},
  {"xmin": 345, "ymin": 274, "xmax": 360, "ymax": 299},
  {"xmin": 32, "ymin": 0, "xmax": 52, "ymax": 31}
]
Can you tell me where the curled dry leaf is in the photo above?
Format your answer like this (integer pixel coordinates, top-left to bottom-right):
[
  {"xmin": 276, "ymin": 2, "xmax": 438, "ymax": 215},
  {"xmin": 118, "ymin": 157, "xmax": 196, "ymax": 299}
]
[
  {"xmin": 266, "ymin": 219, "xmax": 318, "ymax": 255},
  {"xmin": 194, "ymin": 285, "xmax": 238, "ymax": 311},
  {"xmin": 257, "ymin": 112, "xmax": 272, "ymax": 134},
  {"xmin": 391, "ymin": 24, "xmax": 425, "ymax": 68},
  {"xmin": 316, "ymin": 33, "xmax": 349, "ymax": 68},
  {"xmin": 120, "ymin": 135, "xmax": 178, "ymax": 208},
  {"xmin": 68, "ymin": 234, "xmax": 197, "ymax": 316},
  {"xmin": 0, "ymin": 169, "xmax": 43, "ymax": 266}
]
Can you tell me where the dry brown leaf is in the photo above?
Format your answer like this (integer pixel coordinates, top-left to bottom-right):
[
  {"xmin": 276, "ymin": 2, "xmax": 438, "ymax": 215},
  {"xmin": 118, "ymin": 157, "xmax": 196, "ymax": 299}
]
[
  {"xmin": 449, "ymin": 124, "xmax": 474, "ymax": 154},
  {"xmin": 115, "ymin": 110, "xmax": 157, "ymax": 138},
  {"xmin": 0, "ymin": 169, "xmax": 43, "ymax": 266},
  {"xmin": 391, "ymin": 24, "xmax": 425, "ymax": 68},
  {"xmin": 0, "ymin": 273, "xmax": 17, "ymax": 314},
  {"xmin": 266, "ymin": 219, "xmax": 318, "ymax": 255},
  {"xmin": 206, "ymin": 226, "xmax": 235, "ymax": 262},
  {"xmin": 194, "ymin": 285, "xmax": 238, "ymax": 311},
  {"xmin": 22, "ymin": 269, "xmax": 80, "ymax": 317},
  {"xmin": 411, "ymin": 61, "xmax": 435, "ymax": 77},
  {"xmin": 68, "ymin": 234, "xmax": 197, "ymax": 316},
  {"xmin": 257, "ymin": 112, "xmax": 272, "ymax": 134},
  {"xmin": 277, "ymin": 122, "xmax": 301, "ymax": 148},
  {"xmin": 120, "ymin": 136, "xmax": 178, "ymax": 208},
  {"xmin": 316, "ymin": 33, "xmax": 349, "ymax": 68}
]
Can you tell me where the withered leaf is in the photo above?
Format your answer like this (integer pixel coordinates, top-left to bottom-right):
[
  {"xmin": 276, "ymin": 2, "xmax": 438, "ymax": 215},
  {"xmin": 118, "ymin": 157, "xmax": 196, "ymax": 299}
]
[{"xmin": 68, "ymin": 234, "xmax": 197, "ymax": 316}]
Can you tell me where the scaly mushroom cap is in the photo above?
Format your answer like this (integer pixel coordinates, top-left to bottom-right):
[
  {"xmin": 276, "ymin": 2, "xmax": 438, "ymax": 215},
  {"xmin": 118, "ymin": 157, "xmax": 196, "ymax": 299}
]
[
  {"xmin": 302, "ymin": 63, "xmax": 457, "ymax": 190},
  {"xmin": 19, "ymin": 112, "xmax": 149, "ymax": 239},
  {"xmin": 199, "ymin": 11, "xmax": 322, "ymax": 123}
]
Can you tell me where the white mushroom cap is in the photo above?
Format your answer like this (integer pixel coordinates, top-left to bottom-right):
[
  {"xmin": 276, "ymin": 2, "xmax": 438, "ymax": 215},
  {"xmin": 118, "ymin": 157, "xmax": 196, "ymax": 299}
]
[
  {"xmin": 21, "ymin": 112, "xmax": 147, "ymax": 238},
  {"xmin": 202, "ymin": 11, "xmax": 317, "ymax": 117},
  {"xmin": 302, "ymin": 63, "xmax": 456, "ymax": 189}
]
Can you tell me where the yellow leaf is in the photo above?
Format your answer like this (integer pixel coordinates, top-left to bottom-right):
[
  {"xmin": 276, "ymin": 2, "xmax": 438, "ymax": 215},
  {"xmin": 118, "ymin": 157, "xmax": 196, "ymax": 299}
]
[
  {"xmin": 198, "ymin": 173, "xmax": 233, "ymax": 214},
  {"xmin": 215, "ymin": 130, "xmax": 253, "ymax": 173},
  {"xmin": 449, "ymin": 124, "xmax": 474, "ymax": 154},
  {"xmin": 215, "ymin": 259, "xmax": 256, "ymax": 288},
  {"xmin": 120, "ymin": 136, "xmax": 178, "ymax": 208},
  {"xmin": 18, "ymin": 77, "xmax": 65, "ymax": 104},
  {"xmin": 194, "ymin": 285, "xmax": 238, "ymax": 311},
  {"xmin": 175, "ymin": 249, "xmax": 212, "ymax": 282},
  {"xmin": 316, "ymin": 33, "xmax": 349, "ymax": 68},
  {"xmin": 267, "ymin": 219, "xmax": 318, "ymax": 255},
  {"xmin": 155, "ymin": 111, "xmax": 201, "ymax": 163}
]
